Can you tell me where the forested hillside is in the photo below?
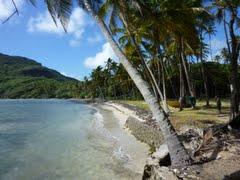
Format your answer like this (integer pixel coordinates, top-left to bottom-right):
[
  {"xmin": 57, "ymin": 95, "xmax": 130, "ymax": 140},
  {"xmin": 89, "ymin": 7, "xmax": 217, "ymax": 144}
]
[{"xmin": 0, "ymin": 53, "xmax": 82, "ymax": 98}]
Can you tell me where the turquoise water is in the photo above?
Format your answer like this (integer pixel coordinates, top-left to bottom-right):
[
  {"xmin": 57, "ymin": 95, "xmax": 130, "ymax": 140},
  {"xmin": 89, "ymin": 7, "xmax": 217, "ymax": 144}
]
[{"xmin": 0, "ymin": 99, "xmax": 142, "ymax": 180}]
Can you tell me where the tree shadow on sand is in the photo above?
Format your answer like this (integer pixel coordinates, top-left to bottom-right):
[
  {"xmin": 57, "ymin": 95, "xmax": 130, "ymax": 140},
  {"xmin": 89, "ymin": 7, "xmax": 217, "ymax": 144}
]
[{"xmin": 223, "ymin": 170, "xmax": 240, "ymax": 180}]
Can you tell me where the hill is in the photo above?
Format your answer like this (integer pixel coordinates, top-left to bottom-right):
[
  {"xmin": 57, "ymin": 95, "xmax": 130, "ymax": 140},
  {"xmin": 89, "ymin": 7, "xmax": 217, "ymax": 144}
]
[{"xmin": 0, "ymin": 53, "xmax": 82, "ymax": 98}]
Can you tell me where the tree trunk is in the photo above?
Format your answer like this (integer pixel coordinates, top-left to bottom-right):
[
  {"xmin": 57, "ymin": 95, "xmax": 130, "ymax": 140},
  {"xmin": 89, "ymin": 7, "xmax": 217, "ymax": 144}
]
[
  {"xmin": 179, "ymin": 61, "xmax": 186, "ymax": 98},
  {"xmin": 160, "ymin": 57, "xmax": 168, "ymax": 107},
  {"xmin": 164, "ymin": 61, "xmax": 177, "ymax": 98},
  {"xmin": 200, "ymin": 60, "xmax": 209, "ymax": 106},
  {"xmin": 157, "ymin": 59, "xmax": 162, "ymax": 93},
  {"xmin": 180, "ymin": 38, "xmax": 195, "ymax": 97},
  {"xmin": 222, "ymin": 11, "xmax": 239, "ymax": 121},
  {"xmin": 118, "ymin": 10, "xmax": 169, "ymax": 113},
  {"xmin": 83, "ymin": 0, "xmax": 192, "ymax": 167},
  {"xmin": 150, "ymin": 80, "xmax": 158, "ymax": 99},
  {"xmin": 200, "ymin": 30, "xmax": 209, "ymax": 106},
  {"xmin": 228, "ymin": 12, "xmax": 239, "ymax": 121},
  {"xmin": 223, "ymin": 12, "xmax": 231, "ymax": 59}
]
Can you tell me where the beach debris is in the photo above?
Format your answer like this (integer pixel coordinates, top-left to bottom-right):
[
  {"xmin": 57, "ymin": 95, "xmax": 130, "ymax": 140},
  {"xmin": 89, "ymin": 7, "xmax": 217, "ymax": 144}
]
[
  {"xmin": 179, "ymin": 126, "xmax": 203, "ymax": 156},
  {"xmin": 108, "ymin": 102, "xmax": 240, "ymax": 179},
  {"xmin": 143, "ymin": 165, "xmax": 178, "ymax": 180}
]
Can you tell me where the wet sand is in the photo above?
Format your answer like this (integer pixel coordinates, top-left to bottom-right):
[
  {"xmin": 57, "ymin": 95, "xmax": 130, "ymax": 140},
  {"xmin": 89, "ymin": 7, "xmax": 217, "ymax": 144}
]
[{"xmin": 98, "ymin": 105, "xmax": 149, "ymax": 175}]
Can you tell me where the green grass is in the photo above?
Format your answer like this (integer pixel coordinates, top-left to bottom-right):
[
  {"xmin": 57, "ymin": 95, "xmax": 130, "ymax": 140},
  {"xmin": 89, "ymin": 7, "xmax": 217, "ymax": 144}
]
[
  {"xmin": 116, "ymin": 99, "xmax": 230, "ymax": 129},
  {"xmin": 115, "ymin": 100, "xmax": 150, "ymax": 110}
]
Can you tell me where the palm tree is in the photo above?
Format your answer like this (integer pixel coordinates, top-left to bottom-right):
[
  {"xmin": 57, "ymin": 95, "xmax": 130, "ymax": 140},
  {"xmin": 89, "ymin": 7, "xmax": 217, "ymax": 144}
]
[
  {"xmin": 196, "ymin": 9, "xmax": 215, "ymax": 107},
  {"xmin": 213, "ymin": 0, "xmax": 240, "ymax": 121},
  {"xmin": 199, "ymin": 38, "xmax": 210, "ymax": 106},
  {"xmin": 180, "ymin": 36, "xmax": 197, "ymax": 99},
  {"xmin": 99, "ymin": 0, "xmax": 169, "ymax": 112},
  {"xmin": 36, "ymin": 0, "xmax": 192, "ymax": 167},
  {"xmin": 143, "ymin": 0, "xmax": 201, "ymax": 103}
]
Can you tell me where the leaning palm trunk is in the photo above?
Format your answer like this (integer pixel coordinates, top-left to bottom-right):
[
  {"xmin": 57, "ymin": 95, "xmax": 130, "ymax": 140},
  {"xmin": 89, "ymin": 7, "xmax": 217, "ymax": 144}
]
[
  {"xmin": 83, "ymin": 0, "xmax": 191, "ymax": 167},
  {"xmin": 160, "ymin": 57, "xmax": 168, "ymax": 108},
  {"xmin": 142, "ymin": 51, "xmax": 169, "ymax": 113},
  {"xmin": 118, "ymin": 11, "xmax": 169, "ymax": 113},
  {"xmin": 163, "ymin": 62, "xmax": 177, "ymax": 98}
]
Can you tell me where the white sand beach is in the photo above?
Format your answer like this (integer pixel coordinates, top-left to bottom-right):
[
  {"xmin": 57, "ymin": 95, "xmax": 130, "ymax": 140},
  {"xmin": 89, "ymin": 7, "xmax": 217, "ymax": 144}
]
[{"xmin": 97, "ymin": 102, "xmax": 149, "ymax": 175}]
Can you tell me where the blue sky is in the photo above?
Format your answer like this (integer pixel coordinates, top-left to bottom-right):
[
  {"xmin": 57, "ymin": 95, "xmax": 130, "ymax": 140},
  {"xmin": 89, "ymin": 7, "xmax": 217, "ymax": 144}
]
[{"xmin": 0, "ymin": 0, "xmax": 225, "ymax": 80}]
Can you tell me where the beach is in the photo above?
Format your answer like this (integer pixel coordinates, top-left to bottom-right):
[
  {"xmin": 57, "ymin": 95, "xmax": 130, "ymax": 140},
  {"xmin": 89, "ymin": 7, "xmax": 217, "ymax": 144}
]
[
  {"xmin": 0, "ymin": 99, "xmax": 151, "ymax": 180},
  {"xmin": 97, "ymin": 102, "xmax": 150, "ymax": 175}
]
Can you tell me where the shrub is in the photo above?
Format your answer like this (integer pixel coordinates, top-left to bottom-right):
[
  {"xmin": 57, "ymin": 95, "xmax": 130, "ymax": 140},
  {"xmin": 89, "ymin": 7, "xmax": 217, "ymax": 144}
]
[{"xmin": 167, "ymin": 100, "xmax": 179, "ymax": 108}]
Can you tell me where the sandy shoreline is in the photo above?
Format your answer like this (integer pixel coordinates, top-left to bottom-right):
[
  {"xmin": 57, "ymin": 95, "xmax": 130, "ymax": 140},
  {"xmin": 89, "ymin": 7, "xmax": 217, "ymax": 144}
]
[
  {"xmin": 90, "ymin": 101, "xmax": 240, "ymax": 180},
  {"xmin": 96, "ymin": 102, "xmax": 149, "ymax": 175},
  {"xmin": 100, "ymin": 102, "xmax": 145, "ymax": 126}
]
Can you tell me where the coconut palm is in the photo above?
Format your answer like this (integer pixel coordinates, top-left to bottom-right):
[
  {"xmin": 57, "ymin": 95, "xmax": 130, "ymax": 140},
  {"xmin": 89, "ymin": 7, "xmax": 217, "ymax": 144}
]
[
  {"xmin": 212, "ymin": 0, "xmax": 240, "ymax": 122},
  {"xmin": 28, "ymin": 0, "xmax": 193, "ymax": 167},
  {"xmin": 139, "ymin": 0, "xmax": 202, "ymax": 103},
  {"xmin": 193, "ymin": 5, "xmax": 215, "ymax": 107},
  {"xmin": 98, "ymin": 0, "xmax": 170, "ymax": 112}
]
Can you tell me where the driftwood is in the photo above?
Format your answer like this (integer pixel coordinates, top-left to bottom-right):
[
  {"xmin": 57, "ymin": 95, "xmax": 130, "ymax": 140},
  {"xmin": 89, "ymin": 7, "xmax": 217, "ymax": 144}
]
[{"xmin": 184, "ymin": 125, "xmax": 240, "ymax": 162}]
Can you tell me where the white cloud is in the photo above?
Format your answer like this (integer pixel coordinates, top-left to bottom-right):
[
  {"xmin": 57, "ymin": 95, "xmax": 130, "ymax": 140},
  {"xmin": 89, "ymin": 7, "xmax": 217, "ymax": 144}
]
[
  {"xmin": 27, "ymin": 8, "xmax": 86, "ymax": 44},
  {"xmin": 84, "ymin": 42, "xmax": 117, "ymax": 69},
  {"xmin": 87, "ymin": 33, "xmax": 103, "ymax": 44},
  {"xmin": 27, "ymin": 11, "xmax": 64, "ymax": 34},
  {"xmin": 0, "ymin": 0, "xmax": 24, "ymax": 20}
]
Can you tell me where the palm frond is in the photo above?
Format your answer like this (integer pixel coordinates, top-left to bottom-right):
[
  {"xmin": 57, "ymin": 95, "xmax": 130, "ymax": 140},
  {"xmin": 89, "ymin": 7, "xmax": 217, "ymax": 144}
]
[
  {"xmin": 45, "ymin": 0, "xmax": 73, "ymax": 32},
  {"xmin": 58, "ymin": 0, "xmax": 73, "ymax": 32},
  {"xmin": 109, "ymin": 5, "xmax": 119, "ymax": 35},
  {"xmin": 98, "ymin": 0, "xmax": 111, "ymax": 19}
]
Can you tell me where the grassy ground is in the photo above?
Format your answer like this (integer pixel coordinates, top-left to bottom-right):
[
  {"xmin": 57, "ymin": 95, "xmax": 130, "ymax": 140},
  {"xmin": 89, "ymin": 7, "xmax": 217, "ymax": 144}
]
[{"xmin": 115, "ymin": 99, "xmax": 230, "ymax": 129}]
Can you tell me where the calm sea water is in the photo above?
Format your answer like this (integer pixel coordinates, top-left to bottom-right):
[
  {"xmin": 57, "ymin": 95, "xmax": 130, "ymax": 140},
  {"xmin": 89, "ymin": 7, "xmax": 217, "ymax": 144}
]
[{"xmin": 0, "ymin": 99, "xmax": 142, "ymax": 180}]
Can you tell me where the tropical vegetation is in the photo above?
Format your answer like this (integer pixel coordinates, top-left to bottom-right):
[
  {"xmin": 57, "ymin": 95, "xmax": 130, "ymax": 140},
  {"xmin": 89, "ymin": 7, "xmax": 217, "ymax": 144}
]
[
  {"xmin": 82, "ymin": 57, "xmax": 232, "ymax": 101},
  {"xmin": 0, "ymin": 53, "xmax": 82, "ymax": 98},
  {"xmin": 5, "ymin": 0, "xmax": 240, "ymax": 168}
]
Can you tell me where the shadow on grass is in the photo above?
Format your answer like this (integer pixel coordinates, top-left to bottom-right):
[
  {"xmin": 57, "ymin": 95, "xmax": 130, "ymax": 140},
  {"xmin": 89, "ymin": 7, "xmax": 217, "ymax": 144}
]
[
  {"xmin": 197, "ymin": 119, "xmax": 222, "ymax": 125},
  {"xmin": 195, "ymin": 111, "xmax": 218, "ymax": 116}
]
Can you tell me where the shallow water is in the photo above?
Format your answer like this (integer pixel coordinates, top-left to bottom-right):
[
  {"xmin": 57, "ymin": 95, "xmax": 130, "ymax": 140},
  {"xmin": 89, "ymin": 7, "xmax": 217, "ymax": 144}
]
[{"xmin": 0, "ymin": 99, "xmax": 146, "ymax": 180}]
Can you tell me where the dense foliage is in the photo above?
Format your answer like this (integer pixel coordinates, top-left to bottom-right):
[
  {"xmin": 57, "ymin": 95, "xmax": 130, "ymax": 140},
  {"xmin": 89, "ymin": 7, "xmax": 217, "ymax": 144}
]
[
  {"xmin": 82, "ymin": 58, "xmax": 234, "ymax": 100},
  {"xmin": 4, "ymin": 0, "xmax": 240, "ymax": 167},
  {"xmin": 0, "ymin": 53, "xmax": 82, "ymax": 99},
  {"xmin": 82, "ymin": 58, "xmax": 142, "ymax": 100}
]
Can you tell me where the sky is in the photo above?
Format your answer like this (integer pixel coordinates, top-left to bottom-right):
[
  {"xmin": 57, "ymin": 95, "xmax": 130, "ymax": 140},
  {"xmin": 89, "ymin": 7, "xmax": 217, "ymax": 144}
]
[{"xmin": 0, "ymin": 0, "xmax": 226, "ymax": 80}]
